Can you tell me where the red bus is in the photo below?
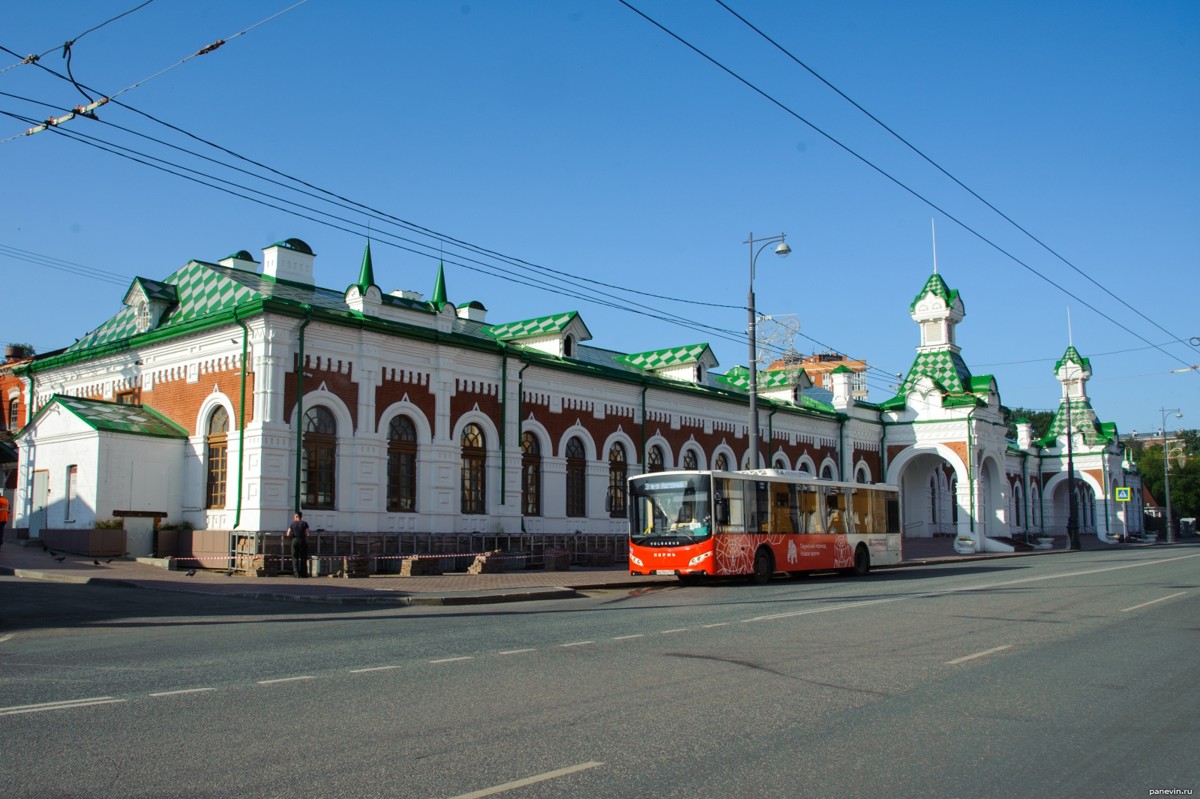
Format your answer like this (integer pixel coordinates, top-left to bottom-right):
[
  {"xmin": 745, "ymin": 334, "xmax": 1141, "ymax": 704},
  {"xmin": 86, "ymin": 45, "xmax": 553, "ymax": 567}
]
[{"xmin": 627, "ymin": 469, "xmax": 901, "ymax": 583}]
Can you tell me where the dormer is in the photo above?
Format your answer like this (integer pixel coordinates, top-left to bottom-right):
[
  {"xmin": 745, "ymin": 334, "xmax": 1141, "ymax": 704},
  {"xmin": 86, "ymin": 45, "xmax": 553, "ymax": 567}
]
[
  {"xmin": 482, "ymin": 311, "xmax": 592, "ymax": 358},
  {"xmin": 457, "ymin": 301, "xmax": 487, "ymax": 323},
  {"xmin": 263, "ymin": 238, "xmax": 315, "ymax": 285},
  {"xmin": 122, "ymin": 277, "xmax": 178, "ymax": 334},
  {"xmin": 617, "ymin": 344, "xmax": 718, "ymax": 385}
]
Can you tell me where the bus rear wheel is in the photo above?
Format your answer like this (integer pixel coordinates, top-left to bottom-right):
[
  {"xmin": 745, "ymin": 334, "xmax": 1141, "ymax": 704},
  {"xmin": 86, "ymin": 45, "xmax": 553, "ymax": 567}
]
[
  {"xmin": 751, "ymin": 548, "xmax": 774, "ymax": 585},
  {"xmin": 849, "ymin": 545, "xmax": 870, "ymax": 577}
]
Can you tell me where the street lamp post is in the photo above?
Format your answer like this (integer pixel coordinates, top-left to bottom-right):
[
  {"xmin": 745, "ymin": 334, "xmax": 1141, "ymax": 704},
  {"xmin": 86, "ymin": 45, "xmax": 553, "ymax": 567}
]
[
  {"xmin": 1159, "ymin": 407, "xmax": 1182, "ymax": 543},
  {"xmin": 1065, "ymin": 394, "xmax": 1081, "ymax": 550},
  {"xmin": 745, "ymin": 232, "xmax": 791, "ymax": 471}
]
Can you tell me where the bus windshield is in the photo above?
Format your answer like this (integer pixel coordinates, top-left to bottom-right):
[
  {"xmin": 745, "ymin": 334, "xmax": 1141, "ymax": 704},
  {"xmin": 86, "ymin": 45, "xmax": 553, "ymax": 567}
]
[{"xmin": 629, "ymin": 474, "xmax": 713, "ymax": 543}]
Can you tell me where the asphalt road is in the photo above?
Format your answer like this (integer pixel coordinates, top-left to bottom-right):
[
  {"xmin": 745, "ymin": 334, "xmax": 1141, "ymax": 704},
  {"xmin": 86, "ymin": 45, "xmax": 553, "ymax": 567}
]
[{"xmin": 2, "ymin": 545, "xmax": 1198, "ymax": 798}]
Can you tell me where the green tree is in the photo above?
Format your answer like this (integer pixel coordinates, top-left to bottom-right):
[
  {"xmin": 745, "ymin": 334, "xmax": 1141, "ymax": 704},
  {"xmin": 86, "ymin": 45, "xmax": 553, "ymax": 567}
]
[
  {"xmin": 1003, "ymin": 407, "xmax": 1056, "ymax": 441},
  {"xmin": 1135, "ymin": 431, "xmax": 1200, "ymax": 532}
]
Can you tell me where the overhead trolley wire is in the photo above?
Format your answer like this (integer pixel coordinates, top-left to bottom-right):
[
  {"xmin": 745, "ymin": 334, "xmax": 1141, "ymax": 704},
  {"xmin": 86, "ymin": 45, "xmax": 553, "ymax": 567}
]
[
  {"xmin": 616, "ymin": 0, "xmax": 1197, "ymax": 376},
  {"xmin": 714, "ymin": 0, "xmax": 1198, "ymax": 358}
]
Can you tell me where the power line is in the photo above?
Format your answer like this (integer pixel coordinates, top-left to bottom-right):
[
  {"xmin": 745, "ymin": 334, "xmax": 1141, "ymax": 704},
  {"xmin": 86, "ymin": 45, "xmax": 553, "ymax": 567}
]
[
  {"xmin": 615, "ymin": 0, "xmax": 1197, "ymax": 375},
  {"xmin": 0, "ymin": 0, "xmax": 158, "ymax": 78},
  {"xmin": 713, "ymin": 0, "xmax": 1198, "ymax": 357}
]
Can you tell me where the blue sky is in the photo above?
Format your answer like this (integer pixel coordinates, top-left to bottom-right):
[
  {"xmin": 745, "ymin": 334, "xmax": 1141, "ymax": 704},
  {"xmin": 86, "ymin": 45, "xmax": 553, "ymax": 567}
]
[{"xmin": 2, "ymin": 0, "xmax": 1197, "ymax": 436}]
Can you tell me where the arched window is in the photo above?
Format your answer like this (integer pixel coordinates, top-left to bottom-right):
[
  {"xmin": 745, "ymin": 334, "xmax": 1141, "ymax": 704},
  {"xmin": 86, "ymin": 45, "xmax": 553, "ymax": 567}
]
[
  {"xmin": 855, "ymin": 464, "xmax": 870, "ymax": 484},
  {"xmin": 302, "ymin": 406, "xmax": 337, "ymax": 509},
  {"xmin": 521, "ymin": 432, "xmax": 541, "ymax": 517},
  {"xmin": 773, "ymin": 456, "xmax": 787, "ymax": 470},
  {"xmin": 9, "ymin": 397, "xmax": 20, "ymax": 429},
  {"xmin": 715, "ymin": 453, "xmax": 729, "ymax": 472},
  {"xmin": 386, "ymin": 415, "xmax": 418, "ymax": 512},
  {"xmin": 648, "ymin": 445, "xmax": 665, "ymax": 473},
  {"xmin": 608, "ymin": 442, "xmax": 627, "ymax": 518},
  {"xmin": 682, "ymin": 449, "xmax": 698, "ymax": 470},
  {"xmin": 820, "ymin": 463, "xmax": 836, "ymax": 480},
  {"xmin": 797, "ymin": 460, "xmax": 812, "ymax": 475},
  {"xmin": 461, "ymin": 423, "xmax": 486, "ymax": 515},
  {"xmin": 565, "ymin": 436, "xmax": 587, "ymax": 518},
  {"xmin": 205, "ymin": 407, "xmax": 229, "ymax": 509}
]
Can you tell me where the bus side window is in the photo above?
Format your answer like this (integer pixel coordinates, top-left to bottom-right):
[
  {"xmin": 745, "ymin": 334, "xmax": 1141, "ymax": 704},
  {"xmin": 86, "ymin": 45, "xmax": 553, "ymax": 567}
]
[{"xmin": 799, "ymin": 487, "xmax": 817, "ymax": 533}]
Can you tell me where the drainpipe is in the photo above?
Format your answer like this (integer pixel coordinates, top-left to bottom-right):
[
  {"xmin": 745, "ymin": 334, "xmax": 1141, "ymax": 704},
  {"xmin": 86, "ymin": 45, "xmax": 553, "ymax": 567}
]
[
  {"xmin": 837, "ymin": 416, "xmax": 847, "ymax": 481},
  {"xmin": 640, "ymin": 384, "xmax": 649, "ymax": 470},
  {"xmin": 232, "ymin": 308, "xmax": 250, "ymax": 530},
  {"xmin": 516, "ymin": 361, "xmax": 530, "ymax": 533},
  {"xmin": 880, "ymin": 417, "xmax": 889, "ymax": 484},
  {"xmin": 292, "ymin": 306, "xmax": 313, "ymax": 514},
  {"xmin": 499, "ymin": 345, "xmax": 508, "ymax": 507},
  {"xmin": 966, "ymin": 408, "xmax": 977, "ymax": 536},
  {"xmin": 1021, "ymin": 451, "xmax": 1029, "ymax": 545},
  {"xmin": 767, "ymin": 407, "xmax": 777, "ymax": 468}
]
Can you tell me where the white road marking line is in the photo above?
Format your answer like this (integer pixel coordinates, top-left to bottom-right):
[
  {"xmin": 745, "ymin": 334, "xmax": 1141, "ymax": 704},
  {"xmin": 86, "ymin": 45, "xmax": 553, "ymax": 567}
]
[
  {"xmin": 612, "ymin": 634, "xmax": 644, "ymax": 640},
  {"xmin": 445, "ymin": 760, "xmax": 604, "ymax": 799},
  {"xmin": 0, "ymin": 697, "xmax": 126, "ymax": 716},
  {"xmin": 660, "ymin": 628, "xmax": 688, "ymax": 634},
  {"xmin": 149, "ymin": 688, "xmax": 217, "ymax": 697},
  {"xmin": 560, "ymin": 641, "xmax": 594, "ymax": 648},
  {"xmin": 349, "ymin": 665, "xmax": 401, "ymax": 673},
  {"xmin": 1121, "ymin": 591, "xmax": 1187, "ymax": 613},
  {"xmin": 702, "ymin": 622, "xmax": 729, "ymax": 628},
  {"xmin": 498, "ymin": 648, "xmax": 536, "ymax": 655},
  {"xmin": 0, "ymin": 633, "xmax": 15, "ymax": 644},
  {"xmin": 743, "ymin": 554, "xmax": 1200, "ymax": 625},
  {"xmin": 429, "ymin": 656, "xmax": 474, "ymax": 664},
  {"xmin": 257, "ymin": 676, "xmax": 316, "ymax": 685},
  {"xmin": 946, "ymin": 644, "xmax": 1013, "ymax": 665}
]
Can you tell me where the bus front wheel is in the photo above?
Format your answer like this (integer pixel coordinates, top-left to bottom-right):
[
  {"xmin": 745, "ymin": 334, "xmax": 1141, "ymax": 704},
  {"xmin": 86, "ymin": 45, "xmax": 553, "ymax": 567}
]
[{"xmin": 751, "ymin": 548, "xmax": 774, "ymax": 585}]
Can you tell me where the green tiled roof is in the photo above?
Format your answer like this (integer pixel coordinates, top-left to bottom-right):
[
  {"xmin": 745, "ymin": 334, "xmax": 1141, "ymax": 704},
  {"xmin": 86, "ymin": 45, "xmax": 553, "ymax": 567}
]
[
  {"xmin": 67, "ymin": 261, "xmax": 434, "ymax": 355},
  {"xmin": 482, "ymin": 312, "xmax": 581, "ymax": 341},
  {"xmin": 1054, "ymin": 345, "xmax": 1091, "ymax": 374},
  {"xmin": 128, "ymin": 277, "xmax": 179, "ymax": 304},
  {"xmin": 909, "ymin": 273, "xmax": 960, "ymax": 312},
  {"xmin": 898, "ymin": 349, "xmax": 974, "ymax": 395},
  {"xmin": 1040, "ymin": 397, "xmax": 1112, "ymax": 447},
  {"xmin": 715, "ymin": 365, "xmax": 806, "ymax": 391},
  {"xmin": 618, "ymin": 343, "xmax": 712, "ymax": 371},
  {"xmin": 46, "ymin": 395, "xmax": 188, "ymax": 438}
]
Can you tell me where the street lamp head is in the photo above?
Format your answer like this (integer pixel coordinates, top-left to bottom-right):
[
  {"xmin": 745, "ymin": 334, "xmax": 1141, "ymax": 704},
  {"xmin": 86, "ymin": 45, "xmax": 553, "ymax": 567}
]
[{"xmin": 774, "ymin": 241, "xmax": 792, "ymax": 257}]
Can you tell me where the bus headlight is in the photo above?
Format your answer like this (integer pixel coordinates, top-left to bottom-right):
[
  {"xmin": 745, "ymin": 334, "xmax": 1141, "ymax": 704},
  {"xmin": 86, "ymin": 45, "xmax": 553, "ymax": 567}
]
[
  {"xmin": 688, "ymin": 551, "xmax": 712, "ymax": 567},
  {"xmin": 629, "ymin": 552, "xmax": 644, "ymax": 567}
]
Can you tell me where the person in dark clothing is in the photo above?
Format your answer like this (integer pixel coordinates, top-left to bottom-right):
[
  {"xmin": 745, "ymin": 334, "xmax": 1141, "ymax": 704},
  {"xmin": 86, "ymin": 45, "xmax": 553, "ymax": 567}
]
[{"xmin": 285, "ymin": 512, "xmax": 311, "ymax": 578}]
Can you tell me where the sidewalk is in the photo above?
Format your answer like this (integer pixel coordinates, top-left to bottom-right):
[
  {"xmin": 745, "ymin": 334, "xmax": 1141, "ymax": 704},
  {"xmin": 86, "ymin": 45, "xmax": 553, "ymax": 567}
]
[{"xmin": 0, "ymin": 533, "xmax": 1152, "ymax": 607}]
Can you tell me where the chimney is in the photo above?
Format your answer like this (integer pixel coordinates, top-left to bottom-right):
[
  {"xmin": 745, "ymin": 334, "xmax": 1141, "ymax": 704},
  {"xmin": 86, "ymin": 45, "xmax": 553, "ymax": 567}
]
[
  {"xmin": 262, "ymin": 238, "xmax": 315, "ymax": 285},
  {"xmin": 219, "ymin": 250, "xmax": 261, "ymax": 273}
]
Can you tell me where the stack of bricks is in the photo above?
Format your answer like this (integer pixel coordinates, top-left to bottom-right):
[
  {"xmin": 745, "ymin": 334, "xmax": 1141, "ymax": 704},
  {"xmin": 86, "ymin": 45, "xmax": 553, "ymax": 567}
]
[
  {"xmin": 544, "ymin": 549, "xmax": 570, "ymax": 571},
  {"xmin": 399, "ymin": 556, "xmax": 443, "ymax": 576},
  {"xmin": 467, "ymin": 551, "xmax": 506, "ymax": 574},
  {"xmin": 247, "ymin": 554, "xmax": 281, "ymax": 578}
]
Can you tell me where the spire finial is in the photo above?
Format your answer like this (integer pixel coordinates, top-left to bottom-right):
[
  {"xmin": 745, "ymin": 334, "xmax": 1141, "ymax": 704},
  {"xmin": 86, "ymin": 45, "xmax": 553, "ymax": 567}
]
[
  {"xmin": 432, "ymin": 260, "xmax": 448, "ymax": 310},
  {"xmin": 931, "ymin": 218, "xmax": 938, "ymax": 275},
  {"xmin": 356, "ymin": 239, "xmax": 375, "ymax": 289}
]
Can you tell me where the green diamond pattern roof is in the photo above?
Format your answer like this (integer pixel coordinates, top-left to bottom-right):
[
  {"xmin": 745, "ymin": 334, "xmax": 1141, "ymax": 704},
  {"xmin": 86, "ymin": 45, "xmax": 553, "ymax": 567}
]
[
  {"xmin": 483, "ymin": 312, "xmax": 579, "ymax": 341},
  {"xmin": 67, "ymin": 262, "xmax": 365, "ymax": 354},
  {"xmin": 52, "ymin": 395, "xmax": 188, "ymax": 438},
  {"xmin": 1054, "ymin": 345, "xmax": 1091, "ymax": 373},
  {"xmin": 909, "ymin": 273, "xmax": 960, "ymax": 312},
  {"xmin": 898, "ymin": 349, "xmax": 973, "ymax": 395},
  {"xmin": 618, "ymin": 343, "xmax": 710, "ymax": 371},
  {"xmin": 132, "ymin": 277, "xmax": 179, "ymax": 304},
  {"xmin": 1041, "ymin": 397, "xmax": 1110, "ymax": 446}
]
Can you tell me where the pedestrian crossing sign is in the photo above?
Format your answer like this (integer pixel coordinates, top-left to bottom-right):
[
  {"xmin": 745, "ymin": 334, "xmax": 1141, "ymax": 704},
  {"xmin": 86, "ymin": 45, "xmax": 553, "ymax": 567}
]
[{"xmin": 1115, "ymin": 486, "xmax": 1132, "ymax": 502}]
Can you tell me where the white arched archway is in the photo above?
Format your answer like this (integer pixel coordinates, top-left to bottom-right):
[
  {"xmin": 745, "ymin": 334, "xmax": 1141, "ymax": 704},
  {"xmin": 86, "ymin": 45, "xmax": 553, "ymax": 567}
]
[{"xmin": 887, "ymin": 444, "xmax": 969, "ymax": 541}]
